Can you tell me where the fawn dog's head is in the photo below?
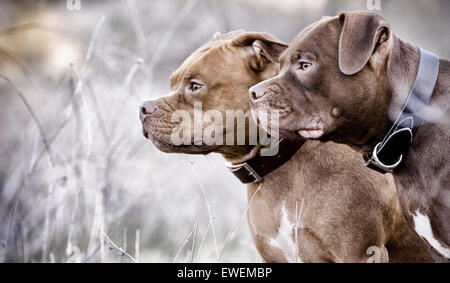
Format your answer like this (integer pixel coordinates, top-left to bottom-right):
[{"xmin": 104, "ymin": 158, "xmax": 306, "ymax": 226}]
[{"xmin": 140, "ymin": 30, "xmax": 287, "ymax": 159}]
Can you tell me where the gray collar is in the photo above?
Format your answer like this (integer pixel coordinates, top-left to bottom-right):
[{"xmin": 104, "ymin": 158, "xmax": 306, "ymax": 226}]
[{"xmin": 364, "ymin": 48, "xmax": 440, "ymax": 174}]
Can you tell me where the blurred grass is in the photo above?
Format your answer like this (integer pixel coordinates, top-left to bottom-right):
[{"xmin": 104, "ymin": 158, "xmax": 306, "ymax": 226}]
[{"xmin": 0, "ymin": 0, "xmax": 449, "ymax": 263}]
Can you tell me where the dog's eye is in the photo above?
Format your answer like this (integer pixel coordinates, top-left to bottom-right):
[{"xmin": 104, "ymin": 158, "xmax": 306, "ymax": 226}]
[
  {"xmin": 298, "ymin": 61, "xmax": 312, "ymax": 71},
  {"xmin": 188, "ymin": 81, "xmax": 204, "ymax": 93}
]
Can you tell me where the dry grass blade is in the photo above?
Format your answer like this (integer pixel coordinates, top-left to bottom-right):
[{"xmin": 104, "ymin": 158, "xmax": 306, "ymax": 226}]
[
  {"xmin": 126, "ymin": 0, "xmax": 147, "ymax": 58},
  {"xmin": 219, "ymin": 183, "xmax": 262, "ymax": 260},
  {"xmin": 0, "ymin": 22, "xmax": 71, "ymax": 38},
  {"xmin": 189, "ymin": 220, "xmax": 199, "ymax": 263},
  {"xmin": 73, "ymin": 15, "xmax": 106, "ymax": 96},
  {"xmin": 172, "ymin": 229, "xmax": 193, "ymax": 263},
  {"xmin": 195, "ymin": 216, "xmax": 213, "ymax": 262},
  {"xmin": 135, "ymin": 229, "xmax": 140, "ymax": 263},
  {"xmin": 0, "ymin": 74, "xmax": 54, "ymax": 166},
  {"xmin": 148, "ymin": 0, "xmax": 199, "ymax": 69},
  {"xmin": 0, "ymin": 47, "xmax": 49, "ymax": 99},
  {"xmin": 97, "ymin": 227, "xmax": 138, "ymax": 263},
  {"xmin": 189, "ymin": 161, "xmax": 220, "ymax": 260}
]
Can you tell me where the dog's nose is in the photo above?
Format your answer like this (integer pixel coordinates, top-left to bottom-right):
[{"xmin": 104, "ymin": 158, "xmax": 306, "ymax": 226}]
[
  {"xmin": 140, "ymin": 100, "xmax": 157, "ymax": 115},
  {"xmin": 249, "ymin": 84, "xmax": 267, "ymax": 100}
]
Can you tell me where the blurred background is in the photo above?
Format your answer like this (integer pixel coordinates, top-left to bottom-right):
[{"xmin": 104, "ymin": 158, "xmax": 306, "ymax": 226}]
[{"xmin": 0, "ymin": 0, "xmax": 449, "ymax": 263}]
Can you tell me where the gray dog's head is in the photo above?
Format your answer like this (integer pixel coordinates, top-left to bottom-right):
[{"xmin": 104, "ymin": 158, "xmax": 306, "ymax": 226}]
[{"xmin": 250, "ymin": 12, "xmax": 398, "ymax": 148}]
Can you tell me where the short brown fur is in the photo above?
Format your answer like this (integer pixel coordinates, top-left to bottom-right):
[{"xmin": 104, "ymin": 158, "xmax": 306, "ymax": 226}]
[{"xmin": 140, "ymin": 30, "xmax": 434, "ymax": 262}]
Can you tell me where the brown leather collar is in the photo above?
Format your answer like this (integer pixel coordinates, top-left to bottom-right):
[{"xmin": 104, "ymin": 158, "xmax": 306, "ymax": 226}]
[{"xmin": 225, "ymin": 139, "xmax": 305, "ymax": 184}]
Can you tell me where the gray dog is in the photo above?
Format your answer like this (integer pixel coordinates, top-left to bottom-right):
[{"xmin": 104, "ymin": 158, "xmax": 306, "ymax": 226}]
[{"xmin": 250, "ymin": 11, "xmax": 450, "ymax": 260}]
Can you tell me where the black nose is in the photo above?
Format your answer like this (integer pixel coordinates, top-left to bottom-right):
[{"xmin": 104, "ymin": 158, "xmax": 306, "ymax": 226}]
[
  {"xmin": 140, "ymin": 100, "xmax": 157, "ymax": 115},
  {"xmin": 249, "ymin": 84, "xmax": 267, "ymax": 100}
]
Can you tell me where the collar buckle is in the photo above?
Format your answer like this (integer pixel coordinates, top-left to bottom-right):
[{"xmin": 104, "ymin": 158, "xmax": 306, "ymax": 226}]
[
  {"xmin": 364, "ymin": 141, "xmax": 403, "ymax": 174},
  {"xmin": 225, "ymin": 139, "xmax": 305, "ymax": 184},
  {"xmin": 225, "ymin": 162, "xmax": 263, "ymax": 183}
]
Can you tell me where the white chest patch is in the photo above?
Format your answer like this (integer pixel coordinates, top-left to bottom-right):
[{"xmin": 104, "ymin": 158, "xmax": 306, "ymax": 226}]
[
  {"xmin": 412, "ymin": 210, "xmax": 450, "ymax": 259},
  {"xmin": 267, "ymin": 202, "xmax": 301, "ymax": 263}
]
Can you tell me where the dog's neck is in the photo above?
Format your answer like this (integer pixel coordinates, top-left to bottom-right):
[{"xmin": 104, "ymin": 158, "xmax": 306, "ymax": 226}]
[
  {"xmin": 354, "ymin": 37, "xmax": 420, "ymax": 150},
  {"xmin": 218, "ymin": 126, "xmax": 266, "ymax": 164},
  {"xmin": 346, "ymin": 37, "xmax": 420, "ymax": 153},
  {"xmin": 220, "ymin": 144, "xmax": 261, "ymax": 165},
  {"xmin": 217, "ymin": 144, "xmax": 258, "ymax": 164},
  {"xmin": 385, "ymin": 36, "xmax": 421, "ymax": 132}
]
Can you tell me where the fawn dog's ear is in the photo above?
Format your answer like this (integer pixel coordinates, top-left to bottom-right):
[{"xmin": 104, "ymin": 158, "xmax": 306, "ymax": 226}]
[
  {"xmin": 338, "ymin": 12, "xmax": 391, "ymax": 75},
  {"xmin": 233, "ymin": 32, "xmax": 288, "ymax": 72}
]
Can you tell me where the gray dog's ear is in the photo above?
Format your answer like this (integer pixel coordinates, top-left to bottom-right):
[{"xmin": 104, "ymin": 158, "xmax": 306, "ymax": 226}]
[
  {"xmin": 338, "ymin": 12, "xmax": 391, "ymax": 75},
  {"xmin": 233, "ymin": 32, "xmax": 288, "ymax": 72}
]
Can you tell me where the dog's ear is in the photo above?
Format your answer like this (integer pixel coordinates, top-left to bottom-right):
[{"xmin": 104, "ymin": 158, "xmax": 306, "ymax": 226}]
[
  {"xmin": 338, "ymin": 12, "xmax": 391, "ymax": 75},
  {"xmin": 233, "ymin": 32, "xmax": 288, "ymax": 72}
]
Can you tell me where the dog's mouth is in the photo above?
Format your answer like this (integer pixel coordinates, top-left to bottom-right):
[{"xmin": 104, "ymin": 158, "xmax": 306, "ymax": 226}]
[
  {"xmin": 145, "ymin": 132, "xmax": 217, "ymax": 155},
  {"xmin": 295, "ymin": 118, "xmax": 326, "ymax": 139},
  {"xmin": 142, "ymin": 127, "xmax": 150, "ymax": 139},
  {"xmin": 141, "ymin": 120, "xmax": 221, "ymax": 155},
  {"xmin": 142, "ymin": 127, "xmax": 184, "ymax": 153},
  {"xmin": 297, "ymin": 128, "xmax": 325, "ymax": 139},
  {"xmin": 141, "ymin": 124, "xmax": 166, "ymax": 140},
  {"xmin": 141, "ymin": 118, "xmax": 176, "ymax": 147}
]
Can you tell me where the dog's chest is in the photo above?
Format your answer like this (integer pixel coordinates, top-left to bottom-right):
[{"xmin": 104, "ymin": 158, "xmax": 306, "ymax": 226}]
[
  {"xmin": 248, "ymin": 199, "xmax": 306, "ymax": 263},
  {"xmin": 394, "ymin": 161, "xmax": 450, "ymax": 260},
  {"xmin": 266, "ymin": 201, "xmax": 301, "ymax": 263}
]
